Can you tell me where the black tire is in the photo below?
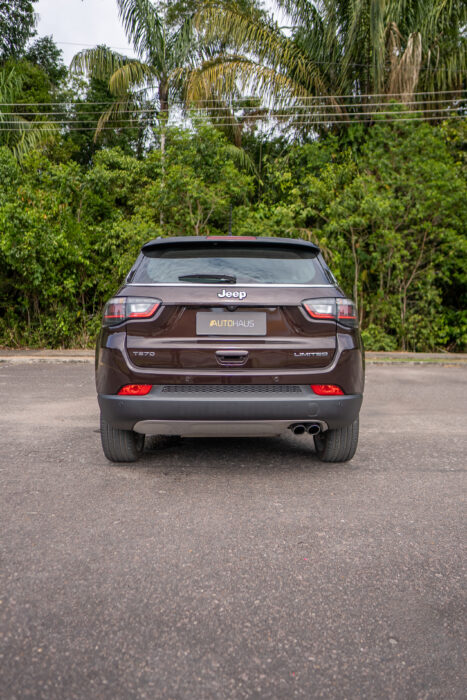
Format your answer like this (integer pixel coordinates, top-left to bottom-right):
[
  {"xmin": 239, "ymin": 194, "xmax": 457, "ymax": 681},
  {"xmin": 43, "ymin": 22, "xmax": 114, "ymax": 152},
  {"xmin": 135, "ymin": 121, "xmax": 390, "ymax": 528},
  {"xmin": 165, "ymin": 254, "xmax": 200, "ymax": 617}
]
[
  {"xmin": 100, "ymin": 415, "xmax": 145, "ymax": 463},
  {"xmin": 314, "ymin": 418, "xmax": 359, "ymax": 463}
]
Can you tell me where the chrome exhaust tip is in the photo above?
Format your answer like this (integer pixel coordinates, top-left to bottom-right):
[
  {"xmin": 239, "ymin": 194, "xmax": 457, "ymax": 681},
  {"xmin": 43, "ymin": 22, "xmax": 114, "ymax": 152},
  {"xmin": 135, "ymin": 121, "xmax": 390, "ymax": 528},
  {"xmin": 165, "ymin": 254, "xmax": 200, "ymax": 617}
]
[
  {"xmin": 291, "ymin": 424, "xmax": 306, "ymax": 435},
  {"xmin": 307, "ymin": 424, "xmax": 321, "ymax": 436}
]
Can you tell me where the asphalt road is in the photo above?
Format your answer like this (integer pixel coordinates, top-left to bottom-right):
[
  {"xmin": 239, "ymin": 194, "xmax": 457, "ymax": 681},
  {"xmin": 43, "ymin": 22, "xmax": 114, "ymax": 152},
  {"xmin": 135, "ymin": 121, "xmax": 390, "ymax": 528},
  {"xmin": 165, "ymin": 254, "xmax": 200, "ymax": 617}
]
[{"xmin": 1, "ymin": 362, "xmax": 466, "ymax": 700}]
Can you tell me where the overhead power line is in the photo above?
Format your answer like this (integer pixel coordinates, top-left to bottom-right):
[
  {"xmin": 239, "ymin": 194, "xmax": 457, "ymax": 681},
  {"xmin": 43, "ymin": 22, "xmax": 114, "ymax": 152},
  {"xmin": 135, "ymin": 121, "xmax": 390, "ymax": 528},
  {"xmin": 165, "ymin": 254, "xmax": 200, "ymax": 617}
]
[
  {"xmin": 0, "ymin": 114, "xmax": 464, "ymax": 133},
  {"xmin": 2, "ymin": 97, "xmax": 464, "ymax": 117},
  {"xmin": 0, "ymin": 106, "xmax": 463, "ymax": 126},
  {"xmin": 0, "ymin": 89, "xmax": 465, "ymax": 107},
  {"xmin": 55, "ymin": 40, "xmax": 135, "ymax": 51}
]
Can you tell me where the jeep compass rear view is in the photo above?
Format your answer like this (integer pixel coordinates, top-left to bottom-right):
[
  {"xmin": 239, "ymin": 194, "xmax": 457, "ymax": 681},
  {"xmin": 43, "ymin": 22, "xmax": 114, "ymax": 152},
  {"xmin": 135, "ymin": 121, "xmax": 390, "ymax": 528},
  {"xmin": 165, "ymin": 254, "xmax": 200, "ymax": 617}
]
[{"xmin": 96, "ymin": 236, "xmax": 364, "ymax": 462}]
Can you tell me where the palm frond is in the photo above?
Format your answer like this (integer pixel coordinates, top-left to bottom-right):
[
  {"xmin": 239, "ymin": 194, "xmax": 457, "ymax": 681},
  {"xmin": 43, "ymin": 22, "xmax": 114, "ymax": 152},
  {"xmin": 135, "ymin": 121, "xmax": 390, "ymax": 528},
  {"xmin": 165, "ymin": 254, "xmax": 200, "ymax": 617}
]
[
  {"xmin": 169, "ymin": 12, "xmax": 197, "ymax": 68},
  {"xmin": 223, "ymin": 143, "xmax": 259, "ymax": 178},
  {"xmin": 186, "ymin": 55, "xmax": 316, "ymax": 106},
  {"xmin": 70, "ymin": 46, "xmax": 127, "ymax": 81},
  {"xmin": 195, "ymin": 5, "xmax": 329, "ymax": 101},
  {"xmin": 0, "ymin": 67, "xmax": 55, "ymax": 159},
  {"xmin": 117, "ymin": 0, "xmax": 165, "ymax": 68},
  {"xmin": 108, "ymin": 60, "xmax": 156, "ymax": 95},
  {"xmin": 12, "ymin": 120, "xmax": 55, "ymax": 160}
]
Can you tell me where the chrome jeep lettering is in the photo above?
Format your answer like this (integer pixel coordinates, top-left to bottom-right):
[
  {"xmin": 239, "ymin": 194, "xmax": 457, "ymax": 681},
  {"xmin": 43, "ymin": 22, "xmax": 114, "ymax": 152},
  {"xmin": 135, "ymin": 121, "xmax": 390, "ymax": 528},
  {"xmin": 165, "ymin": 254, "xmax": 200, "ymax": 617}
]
[{"xmin": 217, "ymin": 289, "xmax": 247, "ymax": 300}]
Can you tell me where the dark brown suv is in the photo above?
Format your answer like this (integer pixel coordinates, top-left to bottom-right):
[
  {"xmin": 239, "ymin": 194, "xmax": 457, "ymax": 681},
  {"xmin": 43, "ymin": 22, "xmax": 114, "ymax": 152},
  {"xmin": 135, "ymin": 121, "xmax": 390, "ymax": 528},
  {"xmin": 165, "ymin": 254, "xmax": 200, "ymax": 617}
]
[{"xmin": 96, "ymin": 236, "xmax": 364, "ymax": 463}]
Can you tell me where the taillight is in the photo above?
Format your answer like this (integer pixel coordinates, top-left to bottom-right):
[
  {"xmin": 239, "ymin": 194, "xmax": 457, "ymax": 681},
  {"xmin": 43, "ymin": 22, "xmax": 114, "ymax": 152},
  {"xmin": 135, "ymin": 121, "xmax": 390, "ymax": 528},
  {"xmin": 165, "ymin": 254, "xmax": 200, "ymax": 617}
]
[
  {"xmin": 336, "ymin": 299, "xmax": 357, "ymax": 324},
  {"xmin": 303, "ymin": 298, "xmax": 358, "ymax": 327},
  {"xmin": 303, "ymin": 299, "xmax": 335, "ymax": 320},
  {"xmin": 103, "ymin": 297, "xmax": 161, "ymax": 326},
  {"xmin": 311, "ymin": 384, "xmax": 345, "ymax": 396},
  {"xmin": 118, "ymin": 384, "xmax": 152, "ymax": 396}
]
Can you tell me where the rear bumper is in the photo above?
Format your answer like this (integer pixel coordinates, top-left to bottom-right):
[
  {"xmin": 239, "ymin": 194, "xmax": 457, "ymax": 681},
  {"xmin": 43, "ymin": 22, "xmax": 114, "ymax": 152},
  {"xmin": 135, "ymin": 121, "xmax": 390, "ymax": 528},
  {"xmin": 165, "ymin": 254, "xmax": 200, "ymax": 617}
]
[{"xmin": 98, "ymin": 386, "xmax": 362, "ymax": 434}]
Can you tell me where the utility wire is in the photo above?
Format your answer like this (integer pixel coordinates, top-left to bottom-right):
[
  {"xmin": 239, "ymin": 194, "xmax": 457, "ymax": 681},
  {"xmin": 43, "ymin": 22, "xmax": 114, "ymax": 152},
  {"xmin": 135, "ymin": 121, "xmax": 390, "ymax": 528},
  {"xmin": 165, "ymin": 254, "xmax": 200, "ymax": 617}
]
[
  {"xmin": 0, "ymin": 89, "xmax": 465, "ymax": 107},
  {"xmin": 2, "ymin": 98, "xmax": 464, "ymax": 117},
  {"xmin": 0, "ymin": 115, "xmax": 464, "ymax": 132},
  {"xmin": 0, "ymin": 106, "xmax": 463, "ymax": 126}
]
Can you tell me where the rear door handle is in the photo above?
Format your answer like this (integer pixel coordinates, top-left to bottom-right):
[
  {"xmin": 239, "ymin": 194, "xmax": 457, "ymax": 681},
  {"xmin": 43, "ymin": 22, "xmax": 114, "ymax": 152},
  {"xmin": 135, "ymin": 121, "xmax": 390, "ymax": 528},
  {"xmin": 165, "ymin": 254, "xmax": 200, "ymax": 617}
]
[{"xmin": 215, "ymin": 350, "xmax": 249, "ymax": 366}]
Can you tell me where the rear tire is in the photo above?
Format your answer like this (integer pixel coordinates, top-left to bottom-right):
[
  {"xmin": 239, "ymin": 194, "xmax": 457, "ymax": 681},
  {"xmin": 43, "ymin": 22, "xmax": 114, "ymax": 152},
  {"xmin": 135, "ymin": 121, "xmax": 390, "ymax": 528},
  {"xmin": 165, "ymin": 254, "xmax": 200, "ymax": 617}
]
[
  {"xmin": 314, "ymin": 418, "xmax": 359, "ymax": 463},
  {"xmin": 100, "ymin": 415, "xmax": 145, "ymax": 463}
]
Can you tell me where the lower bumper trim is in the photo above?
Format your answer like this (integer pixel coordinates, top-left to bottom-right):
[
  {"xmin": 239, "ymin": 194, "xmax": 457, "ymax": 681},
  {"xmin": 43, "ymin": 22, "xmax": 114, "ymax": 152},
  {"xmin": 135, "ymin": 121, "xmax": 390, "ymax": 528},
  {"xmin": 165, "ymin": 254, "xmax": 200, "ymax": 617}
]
[
  {"xmin": 132, "ymin": 419, "xmax": 328, "ymax": 438},
  {"xmin": 98, "ymin": 390, "xmax": 362, "ymax": 432}
]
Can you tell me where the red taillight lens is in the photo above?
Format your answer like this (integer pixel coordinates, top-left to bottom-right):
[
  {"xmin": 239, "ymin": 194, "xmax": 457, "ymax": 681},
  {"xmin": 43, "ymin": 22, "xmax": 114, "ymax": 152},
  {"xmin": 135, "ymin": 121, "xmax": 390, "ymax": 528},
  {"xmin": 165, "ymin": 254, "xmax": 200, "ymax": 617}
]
[
  {"xmin": 118, "ymin": 384, "xmax": 152, "ymax": 396},
  {"xmin": 104, "ymin": 298, "xmax": 126, "ymax": 321},
  {"xmin": 303, "ymin": 299, "xmax": 336, "ymax": 320},
  {"xmin": 303, "ymin": 298, "xmax": 358, "ymax": 327},
  {"xmin": 103, "ymin": 297, "xmax": 161, "ymax": 326},
  {"xmin": 311, "ymin": 384, "xmax": 345, "ymax": 396},
  {"xmin": 337, "ymin": 299, "xmax": 357, "ymax": 324},
  {"xmin": 127, "ymin": 301, "xmax": 160, "ymax": 318}
]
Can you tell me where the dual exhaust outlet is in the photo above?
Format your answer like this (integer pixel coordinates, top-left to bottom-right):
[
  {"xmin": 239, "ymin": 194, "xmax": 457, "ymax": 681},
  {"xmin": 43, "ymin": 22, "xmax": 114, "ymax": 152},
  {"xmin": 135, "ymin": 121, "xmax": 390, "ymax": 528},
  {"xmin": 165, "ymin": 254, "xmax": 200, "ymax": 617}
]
[{"xmin": 290, "ymin": 423, "xmax": 322, "ymax": 436}]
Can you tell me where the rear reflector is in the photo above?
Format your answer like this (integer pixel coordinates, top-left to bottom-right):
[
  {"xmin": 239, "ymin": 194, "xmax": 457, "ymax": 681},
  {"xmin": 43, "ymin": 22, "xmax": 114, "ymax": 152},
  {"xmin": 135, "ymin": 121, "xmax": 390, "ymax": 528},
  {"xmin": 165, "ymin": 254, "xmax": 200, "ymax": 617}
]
[
  {"xmin": 118, "ymin": 384, "xmax": 152, "ymax": 396},
  {"xmin": 311, "ymin": 384, "xmax": 344, "ymax": 396}
]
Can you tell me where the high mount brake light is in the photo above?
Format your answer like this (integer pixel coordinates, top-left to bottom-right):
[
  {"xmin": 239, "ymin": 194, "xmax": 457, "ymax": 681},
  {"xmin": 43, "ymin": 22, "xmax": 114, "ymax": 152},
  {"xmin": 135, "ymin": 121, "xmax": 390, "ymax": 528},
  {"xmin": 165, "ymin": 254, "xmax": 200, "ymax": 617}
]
[
  {"xmin": 303, "ymin": 298, "xmax": 358, "ymax": 327},
  {"xmin": 206, "ymin": 236, "xmax": 256, "ymax": 240},
  {"xmin": 311, "ymin": 384, "xmax": 345, "ymax": 396},
  {"xmin": 118, "ymin": 384, "xmax": 152, "ymax": 396},
  {"xmin": 103, "ymin": 297, "xmax": 161, "ymax": 326}
]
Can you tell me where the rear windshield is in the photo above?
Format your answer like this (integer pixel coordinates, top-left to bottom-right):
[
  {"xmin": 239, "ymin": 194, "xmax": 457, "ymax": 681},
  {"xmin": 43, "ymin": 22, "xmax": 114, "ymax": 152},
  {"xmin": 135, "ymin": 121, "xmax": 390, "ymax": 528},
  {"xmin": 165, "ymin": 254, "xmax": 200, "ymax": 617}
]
[{"xmin": 132, "ymin": 244, "xmax": 328, "ymax": 285}]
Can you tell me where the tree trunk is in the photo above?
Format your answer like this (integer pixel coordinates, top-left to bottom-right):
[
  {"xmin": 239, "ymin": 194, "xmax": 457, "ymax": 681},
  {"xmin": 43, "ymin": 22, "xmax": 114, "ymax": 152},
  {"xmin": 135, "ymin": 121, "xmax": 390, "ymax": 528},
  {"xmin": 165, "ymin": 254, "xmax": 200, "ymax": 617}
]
[
  {"xmin": 158, "ymin": 79, "xmax": 169, "ymax": 226},
  {"xmin": 158, "ymin": 80, "xmax": 169, "ymax": 153},
  {"xmin": 350, "ymin": 228, "xmax": 361, "ymax": 321}
]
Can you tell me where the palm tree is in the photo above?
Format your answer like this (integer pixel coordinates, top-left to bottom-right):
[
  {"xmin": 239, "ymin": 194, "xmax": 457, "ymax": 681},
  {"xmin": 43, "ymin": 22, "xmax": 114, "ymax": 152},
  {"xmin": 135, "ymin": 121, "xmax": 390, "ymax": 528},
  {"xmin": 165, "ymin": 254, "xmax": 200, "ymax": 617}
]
[
  {"xmin": 191, "ymin": 0, "xmax": 466, "ymax": 127},
  {"xmin": 0, "ymin": 65, "xmax": 54, "ymax": 158},
  {"xmin": 70, "ymin": 0, "xmax": 198, "ymax": 149}
]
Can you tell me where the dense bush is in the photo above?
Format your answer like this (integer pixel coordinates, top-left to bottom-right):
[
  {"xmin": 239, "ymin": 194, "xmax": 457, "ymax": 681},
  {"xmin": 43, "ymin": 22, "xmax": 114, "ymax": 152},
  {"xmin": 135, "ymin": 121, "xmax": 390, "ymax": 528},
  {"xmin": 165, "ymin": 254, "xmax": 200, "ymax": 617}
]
[{"xmin": 0, "ymin": 120, "xmax": 465, "ymax": 350}]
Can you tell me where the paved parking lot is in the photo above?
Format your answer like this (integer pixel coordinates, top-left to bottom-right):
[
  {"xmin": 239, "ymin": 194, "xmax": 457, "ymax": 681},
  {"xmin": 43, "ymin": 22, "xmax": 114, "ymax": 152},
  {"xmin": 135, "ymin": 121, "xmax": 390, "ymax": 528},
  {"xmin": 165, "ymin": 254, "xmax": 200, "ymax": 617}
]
[{"xmin": 1, "ymin": 362, "xmax": 466, "ymax": 699}]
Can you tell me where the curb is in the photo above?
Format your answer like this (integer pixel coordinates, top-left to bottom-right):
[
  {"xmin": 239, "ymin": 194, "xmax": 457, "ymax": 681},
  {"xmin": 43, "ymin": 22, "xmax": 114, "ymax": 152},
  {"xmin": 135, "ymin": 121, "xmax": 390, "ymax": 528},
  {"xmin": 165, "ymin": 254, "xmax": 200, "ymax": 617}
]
[
  {"xmin": 365, "ymin": 352, "xmax": 467, "ymax": 366},
  {"xmin": 0, "ymin": 356, "xmax": 94, "ymax": 364}
]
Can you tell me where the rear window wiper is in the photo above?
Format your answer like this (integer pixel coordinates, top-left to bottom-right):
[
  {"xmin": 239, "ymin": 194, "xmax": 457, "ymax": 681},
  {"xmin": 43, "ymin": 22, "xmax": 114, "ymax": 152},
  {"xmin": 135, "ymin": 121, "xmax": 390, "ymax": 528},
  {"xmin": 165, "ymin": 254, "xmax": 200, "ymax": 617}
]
[{"xmin": 178, "ymin": 274, "xmax": 237, "ymax": 284}]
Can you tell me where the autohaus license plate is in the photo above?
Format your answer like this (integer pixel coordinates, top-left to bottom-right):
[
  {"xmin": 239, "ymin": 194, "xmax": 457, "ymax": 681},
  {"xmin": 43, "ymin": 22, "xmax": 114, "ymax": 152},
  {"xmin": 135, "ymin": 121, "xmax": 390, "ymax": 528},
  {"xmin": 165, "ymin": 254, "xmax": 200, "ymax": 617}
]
[{"xmin": 196, "ymin": 312, "xmax": 266, "ymax": 336}]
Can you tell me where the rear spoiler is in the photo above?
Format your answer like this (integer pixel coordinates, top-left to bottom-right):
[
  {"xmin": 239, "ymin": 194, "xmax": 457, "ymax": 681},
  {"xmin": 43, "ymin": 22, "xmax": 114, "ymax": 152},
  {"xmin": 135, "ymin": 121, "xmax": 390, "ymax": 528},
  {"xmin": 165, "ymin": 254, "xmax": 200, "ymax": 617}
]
[{"xmin": 141, "ymin": 235, "xmax": 320, "ymax": 256}]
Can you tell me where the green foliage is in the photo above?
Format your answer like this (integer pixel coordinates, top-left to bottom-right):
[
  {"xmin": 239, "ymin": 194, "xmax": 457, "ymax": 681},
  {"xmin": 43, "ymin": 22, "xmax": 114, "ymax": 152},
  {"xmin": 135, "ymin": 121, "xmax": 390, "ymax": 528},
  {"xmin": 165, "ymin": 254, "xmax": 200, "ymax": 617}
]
[
  {"xmin": 25, "ymin": 36, "xmax": 67, "ymax": 85},
  {"xmin": 0, "ymin": 126, "xmax": 253, "ymax": 347},
  {"xmin": 136, "ymin": 125, "xmax": 254, "ymax": 235},
  {"xmin": 0, "ymin": 120, "xmax": 465, "ymax": 351},
  {"xmin": 0, "ymin": 0, "xmax": 36, "ymax": 62},
  {"xmin": 231, "ymin": 119, "xmax": 467, "ymax": 351},
  {"xmin": 0, "ymin": 63, "xmax": 56, "ymax": 159}
]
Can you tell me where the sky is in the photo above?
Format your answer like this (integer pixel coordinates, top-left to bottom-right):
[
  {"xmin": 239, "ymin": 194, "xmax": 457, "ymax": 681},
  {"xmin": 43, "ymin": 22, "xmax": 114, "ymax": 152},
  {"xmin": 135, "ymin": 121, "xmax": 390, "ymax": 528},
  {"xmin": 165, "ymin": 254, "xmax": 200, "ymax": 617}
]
[{"xmin": 35, "ymin": 0, "xmax": 136, "ymax": 66}]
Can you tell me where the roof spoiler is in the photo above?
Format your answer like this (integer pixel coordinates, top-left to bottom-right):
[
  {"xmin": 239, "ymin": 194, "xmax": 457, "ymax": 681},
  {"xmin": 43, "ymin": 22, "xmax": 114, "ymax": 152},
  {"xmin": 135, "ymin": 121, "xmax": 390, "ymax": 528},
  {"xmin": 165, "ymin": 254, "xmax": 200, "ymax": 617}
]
[{"xmin": 141, "ymin": 236, "xmax": 320, "ymax": 255}]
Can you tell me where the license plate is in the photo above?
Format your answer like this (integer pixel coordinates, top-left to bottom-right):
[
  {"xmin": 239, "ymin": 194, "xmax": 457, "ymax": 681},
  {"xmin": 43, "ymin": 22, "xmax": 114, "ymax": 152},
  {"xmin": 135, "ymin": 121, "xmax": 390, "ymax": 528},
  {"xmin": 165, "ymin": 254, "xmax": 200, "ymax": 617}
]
[{"xmin": 196, "ymin": 312, "xmax": 267, "ymax": 336}]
